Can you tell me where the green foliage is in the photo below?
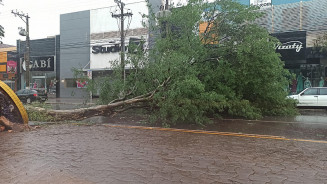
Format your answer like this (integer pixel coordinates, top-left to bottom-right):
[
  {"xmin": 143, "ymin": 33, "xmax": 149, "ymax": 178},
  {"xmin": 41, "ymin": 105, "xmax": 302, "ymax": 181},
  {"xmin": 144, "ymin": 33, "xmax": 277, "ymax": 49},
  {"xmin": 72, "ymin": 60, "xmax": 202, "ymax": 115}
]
[
  {"xmin": 26, "ymin": 103, "xmax": 56, "ymax": 122},
  {"xmin": 314, "ymin": 32, "xmax": 327, "ymax": 54},
  {"xmin": 88, "ymin": 0, "xmax": 297, "ymax": 126}
]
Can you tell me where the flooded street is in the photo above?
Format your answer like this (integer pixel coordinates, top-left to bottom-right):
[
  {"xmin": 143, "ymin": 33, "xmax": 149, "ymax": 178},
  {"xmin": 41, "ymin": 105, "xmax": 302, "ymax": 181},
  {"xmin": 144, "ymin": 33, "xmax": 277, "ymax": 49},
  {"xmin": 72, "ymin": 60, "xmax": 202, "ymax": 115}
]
[{"xmin": 1, "ymin": 115, "xmax": 327, "ymax": 183}]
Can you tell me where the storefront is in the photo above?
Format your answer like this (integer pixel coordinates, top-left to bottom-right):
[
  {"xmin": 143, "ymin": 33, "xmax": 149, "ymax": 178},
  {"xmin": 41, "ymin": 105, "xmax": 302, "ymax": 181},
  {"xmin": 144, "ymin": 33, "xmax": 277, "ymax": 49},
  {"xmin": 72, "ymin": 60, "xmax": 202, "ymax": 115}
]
[
  {"xmin": 272, "ymin": 31, "xmax": 327, "ymax": 93},
  {"xmin": 17, "ymin": 36, "xmax": 60, "ymax": 97},
  {"xmin": 20, "ymin": 56, "xmax": 56, "ymax": 90},
  {"xmin": 0, "ymin": 45, "xmax": 18, "ymax": 91}
]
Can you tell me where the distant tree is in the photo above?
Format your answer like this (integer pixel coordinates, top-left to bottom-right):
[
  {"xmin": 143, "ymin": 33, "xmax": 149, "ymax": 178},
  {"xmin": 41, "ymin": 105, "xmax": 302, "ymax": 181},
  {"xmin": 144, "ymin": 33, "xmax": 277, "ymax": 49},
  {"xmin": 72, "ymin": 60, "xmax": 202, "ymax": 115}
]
[{"xmin": 314, "ymin": 33, "xmax": 327, "ymax": 54}]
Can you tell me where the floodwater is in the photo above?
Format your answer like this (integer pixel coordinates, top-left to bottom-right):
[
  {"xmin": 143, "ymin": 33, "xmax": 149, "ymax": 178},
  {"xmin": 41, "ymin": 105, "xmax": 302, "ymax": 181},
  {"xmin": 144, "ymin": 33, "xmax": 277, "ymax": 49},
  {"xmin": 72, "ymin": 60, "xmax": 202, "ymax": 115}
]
[
  {"xmin": 77, "ymin": 109, "xmax": 327, "ymax": 141},
  {"xmin": 200, "ymin": 109, "xmax": 327, "ymax": 141},
  {"xmin": 2, "ymin": 105, "xmax": 326, "ymax": 183},
  {"xmin": 0, "ymin": 123, "xmax": 327, "ymax": 183},
  {"xmin": 48, "ymin": 98, "xmax": 327, "ymax": 140}
]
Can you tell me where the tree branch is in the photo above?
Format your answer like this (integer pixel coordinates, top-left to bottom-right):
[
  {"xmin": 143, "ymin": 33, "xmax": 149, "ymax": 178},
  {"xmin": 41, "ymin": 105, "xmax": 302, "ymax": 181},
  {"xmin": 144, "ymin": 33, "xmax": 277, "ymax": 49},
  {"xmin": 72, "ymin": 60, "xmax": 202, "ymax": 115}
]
[{"xmin": 27, "ymin": 77, "xmax": 171, "ymax": 121}]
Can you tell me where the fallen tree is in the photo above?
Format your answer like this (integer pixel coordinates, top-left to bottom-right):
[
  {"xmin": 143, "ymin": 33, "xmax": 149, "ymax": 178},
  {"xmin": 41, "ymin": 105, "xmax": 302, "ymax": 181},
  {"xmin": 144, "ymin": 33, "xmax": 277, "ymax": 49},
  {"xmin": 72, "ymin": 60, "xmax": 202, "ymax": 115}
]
[
  {"xmin": 27, "ymin": 0, "xmax": 298, "ymax": 125},
  {"xmin": 27, "ymin": 78, "xmax": 170, "ymax": 121}
]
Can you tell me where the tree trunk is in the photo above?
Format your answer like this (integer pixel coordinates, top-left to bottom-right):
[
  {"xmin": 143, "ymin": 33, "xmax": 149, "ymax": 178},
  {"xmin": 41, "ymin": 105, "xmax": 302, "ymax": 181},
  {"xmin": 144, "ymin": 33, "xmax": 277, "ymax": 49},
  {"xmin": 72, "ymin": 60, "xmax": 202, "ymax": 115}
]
[{"xmin": 27, "ymin": 77, "xmax": 170, "ymax": 121}]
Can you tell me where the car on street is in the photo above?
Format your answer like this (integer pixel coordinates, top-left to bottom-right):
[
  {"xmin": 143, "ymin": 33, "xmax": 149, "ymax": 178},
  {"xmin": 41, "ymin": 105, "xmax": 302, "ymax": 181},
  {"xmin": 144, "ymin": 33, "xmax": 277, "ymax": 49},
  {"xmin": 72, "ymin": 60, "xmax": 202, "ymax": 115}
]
[
  {"xmin": 34, "ymin": 88, "xmax": 48, "ymax": 102},
  {"xmin": 288, "ymin": 87, "xmax": 327, "ymax": 108},
  {"xmin": 15, "ymin": 89, "xmax": 47, "ymax": 104}
]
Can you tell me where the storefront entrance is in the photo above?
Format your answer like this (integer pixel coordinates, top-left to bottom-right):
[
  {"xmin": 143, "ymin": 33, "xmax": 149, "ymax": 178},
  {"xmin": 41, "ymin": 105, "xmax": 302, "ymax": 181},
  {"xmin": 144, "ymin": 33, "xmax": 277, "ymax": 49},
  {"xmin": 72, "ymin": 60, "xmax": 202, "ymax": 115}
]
[{"xmin": 288, "ymin": 63, "xmax": 326, "ymax": 94}]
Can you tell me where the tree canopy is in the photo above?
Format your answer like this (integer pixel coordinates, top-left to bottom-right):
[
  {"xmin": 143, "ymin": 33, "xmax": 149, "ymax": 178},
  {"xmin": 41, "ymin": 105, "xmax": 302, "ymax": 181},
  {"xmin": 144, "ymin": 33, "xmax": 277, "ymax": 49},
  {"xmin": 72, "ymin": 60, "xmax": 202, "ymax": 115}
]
[
  {"xmin": 314, "ymin": 33, "xmax": 327, "ymax": 54},
  {"xmin": 82, "ymin": 0, "xmax": 297, "ymax": 126}
]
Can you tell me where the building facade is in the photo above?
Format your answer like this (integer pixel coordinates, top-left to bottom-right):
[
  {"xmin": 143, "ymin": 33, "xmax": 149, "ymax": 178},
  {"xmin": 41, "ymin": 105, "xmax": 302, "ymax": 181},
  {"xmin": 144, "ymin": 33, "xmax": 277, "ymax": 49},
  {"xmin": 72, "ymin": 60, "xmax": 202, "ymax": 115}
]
[
  {"xmin": 254, "ymin": 0, "xmax": 327, "ymax": 88},
  {"xmin": 59, "ymin": 1, "xmax": 150, "ymax": 98},
  {"xmin": 17, "ymin": 36, "xmax": 60, "ymax": 97},
  {"xmin": 0, "ymin": 44, "xmax": 18, "ymax": 90}
]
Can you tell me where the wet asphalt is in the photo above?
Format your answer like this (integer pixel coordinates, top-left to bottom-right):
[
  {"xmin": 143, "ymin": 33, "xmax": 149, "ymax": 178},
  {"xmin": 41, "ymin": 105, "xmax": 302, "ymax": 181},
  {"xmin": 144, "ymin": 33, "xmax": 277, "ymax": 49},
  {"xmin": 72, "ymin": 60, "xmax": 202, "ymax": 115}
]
[
  {"xmin": 1, "ymin": 123, "xmax": 327, "ymax": 183},
  {"xmin": 47, "ymin": 97, "xmax": 327, "ymax": 141},
  {"xmin": 0, "ymin": 98, "xmax": 326, "ymax": 183}
]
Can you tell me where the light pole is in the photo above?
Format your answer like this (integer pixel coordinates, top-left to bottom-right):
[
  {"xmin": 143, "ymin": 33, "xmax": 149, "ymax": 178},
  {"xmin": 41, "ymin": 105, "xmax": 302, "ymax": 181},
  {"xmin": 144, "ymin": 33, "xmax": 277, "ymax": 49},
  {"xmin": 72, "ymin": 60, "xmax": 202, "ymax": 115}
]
[{"xmin": 12, "ymin": 10, "xmax": 30, "ymax": 89}]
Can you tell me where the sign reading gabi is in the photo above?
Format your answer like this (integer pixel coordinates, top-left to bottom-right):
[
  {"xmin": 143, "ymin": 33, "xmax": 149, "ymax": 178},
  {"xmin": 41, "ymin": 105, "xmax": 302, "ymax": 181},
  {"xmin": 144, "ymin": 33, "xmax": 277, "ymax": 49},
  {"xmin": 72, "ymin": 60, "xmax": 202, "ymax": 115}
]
[{"xmin": 21, "ymin": 56, "xmax": 54, "ymax": 71}]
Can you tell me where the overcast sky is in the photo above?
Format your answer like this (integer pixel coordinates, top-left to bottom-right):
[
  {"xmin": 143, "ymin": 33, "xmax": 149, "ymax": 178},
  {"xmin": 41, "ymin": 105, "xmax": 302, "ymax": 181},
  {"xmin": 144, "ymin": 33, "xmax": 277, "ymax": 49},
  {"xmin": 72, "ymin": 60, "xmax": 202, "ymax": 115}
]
[{"xmin": 0, "ymin": 0, "xmax": 157, "ymax": 45}]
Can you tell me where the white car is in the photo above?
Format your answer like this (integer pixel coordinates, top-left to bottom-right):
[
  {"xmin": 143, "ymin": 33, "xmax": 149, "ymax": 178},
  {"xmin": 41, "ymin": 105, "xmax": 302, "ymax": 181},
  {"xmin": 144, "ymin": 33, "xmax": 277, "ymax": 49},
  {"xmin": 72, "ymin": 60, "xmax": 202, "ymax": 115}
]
[{"xmin": 288, "ymin": 87, "xmax": 327, "ymax": 107}]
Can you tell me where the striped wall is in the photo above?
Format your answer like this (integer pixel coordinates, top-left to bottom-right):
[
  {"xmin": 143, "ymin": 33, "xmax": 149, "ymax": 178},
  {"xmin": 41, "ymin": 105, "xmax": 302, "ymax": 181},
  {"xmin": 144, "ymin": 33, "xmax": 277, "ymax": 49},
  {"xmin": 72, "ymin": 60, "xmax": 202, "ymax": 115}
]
[{"xmin": 255, "ymin": 0, "xmax": 327, "ymax": 47}]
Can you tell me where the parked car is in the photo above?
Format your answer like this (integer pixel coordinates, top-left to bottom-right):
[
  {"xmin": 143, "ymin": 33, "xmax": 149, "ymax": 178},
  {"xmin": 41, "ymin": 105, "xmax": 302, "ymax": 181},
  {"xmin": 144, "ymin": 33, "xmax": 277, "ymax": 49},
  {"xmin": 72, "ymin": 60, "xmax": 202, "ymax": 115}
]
[
  {"xmin": 34, "ymin": 88, "xmax": 48, "ymax": 102},
  {"xmin": 288, "ymin": 87, "xmax": 327, "ymax": 108},
  {"xmin": 15, "ymin": 89, "xmax": 47, "ymax": 104}
]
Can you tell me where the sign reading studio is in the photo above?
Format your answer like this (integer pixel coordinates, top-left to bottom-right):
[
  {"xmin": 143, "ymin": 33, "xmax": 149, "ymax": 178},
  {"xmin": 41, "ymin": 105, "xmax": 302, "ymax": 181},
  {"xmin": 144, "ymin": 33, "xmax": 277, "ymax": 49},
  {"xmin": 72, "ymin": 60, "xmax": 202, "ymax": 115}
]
[
  {"xmin": 91, "ymin": 37, "xmax": 146, "ymax": 54},
  {"xmin": 272, "ymin": 31, "xmax": 306, "ymax": 61},
  {"xmin": 92, "ymin": 44, "xmax": 126, "ymax": 54},
  {"xmin": 21, "ymin": 56, "xmax": 55, "ymax": 71}
]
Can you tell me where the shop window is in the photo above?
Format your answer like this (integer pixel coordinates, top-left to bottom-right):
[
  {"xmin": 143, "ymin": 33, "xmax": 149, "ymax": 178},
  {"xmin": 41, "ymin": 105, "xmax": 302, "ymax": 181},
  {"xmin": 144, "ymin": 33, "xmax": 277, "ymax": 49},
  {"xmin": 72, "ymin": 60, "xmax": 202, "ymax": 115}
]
[{"xmin": 64, "ymin": 78, "xmax": 77, "ymax": 88}]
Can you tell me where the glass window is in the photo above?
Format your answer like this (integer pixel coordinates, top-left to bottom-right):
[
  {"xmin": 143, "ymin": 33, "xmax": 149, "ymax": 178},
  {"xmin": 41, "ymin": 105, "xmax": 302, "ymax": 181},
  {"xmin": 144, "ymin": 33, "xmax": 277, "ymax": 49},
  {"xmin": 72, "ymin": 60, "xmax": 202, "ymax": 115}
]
[
  {"xmin": 64, "ymin": 78, "xmax": 77, "ymax": 88},
  {"xmin": 302, "ymin": 88, "xmax": 318, "ymax": 95},
  {"xmin": 320, "ymin": 89, "xmax": 327, "ymax": 95},
  {"xmin": 16, "ymin": 90, "xmax": 24, "ymax": 94}
]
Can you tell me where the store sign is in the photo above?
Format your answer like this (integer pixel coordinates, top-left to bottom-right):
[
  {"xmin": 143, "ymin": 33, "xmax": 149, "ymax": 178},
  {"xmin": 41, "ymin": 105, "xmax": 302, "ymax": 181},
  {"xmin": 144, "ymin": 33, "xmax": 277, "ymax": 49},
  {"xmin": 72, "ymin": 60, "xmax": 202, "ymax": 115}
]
[
  {"xmin": 90, "ymin": 37, "xmax": 147, "ymax": 69},
  {"xmin": 92, "ymin": 44, "xmax": 126, "ymax": 54},
  {"xmin": 250, "ymin": 0, "xmax": 272, "ymax": 9},
  {"xmin": 87, "ymin": 70, "xmax": 92, "ymax": 79},
  {"xmin": 7, "ymin": 60, "xmax": 17, "ymax": 74},
  {"xmin": 92, "ymin": 37, "xmax": 146, "ymax": 55},
  {"xmin": 271, "ymin": 31, "xmax": 306, "ymax": 61},
  {"xmin": 21, "ymin": 56, "xmax": 54, "ymax": 71},
  {"xmin": 276, "ymin": 41, "xmax": 304, "ymax": 53}
]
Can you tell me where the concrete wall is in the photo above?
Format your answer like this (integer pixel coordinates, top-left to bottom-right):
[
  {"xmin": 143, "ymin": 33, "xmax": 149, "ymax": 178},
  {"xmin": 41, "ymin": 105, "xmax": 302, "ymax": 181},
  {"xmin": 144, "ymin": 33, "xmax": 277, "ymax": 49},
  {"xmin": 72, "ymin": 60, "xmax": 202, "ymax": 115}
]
[{"xmin": 60, "ymin": 10, "xmax": 90, "ymax": 98}]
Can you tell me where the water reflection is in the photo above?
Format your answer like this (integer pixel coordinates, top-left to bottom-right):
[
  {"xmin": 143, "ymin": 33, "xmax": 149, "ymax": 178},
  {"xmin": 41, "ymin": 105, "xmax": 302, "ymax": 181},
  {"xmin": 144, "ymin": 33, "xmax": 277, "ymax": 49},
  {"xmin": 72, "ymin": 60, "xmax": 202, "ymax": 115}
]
[{"xmin": 263, "ymin": 109, "xmax": 327, "ymax": 124}]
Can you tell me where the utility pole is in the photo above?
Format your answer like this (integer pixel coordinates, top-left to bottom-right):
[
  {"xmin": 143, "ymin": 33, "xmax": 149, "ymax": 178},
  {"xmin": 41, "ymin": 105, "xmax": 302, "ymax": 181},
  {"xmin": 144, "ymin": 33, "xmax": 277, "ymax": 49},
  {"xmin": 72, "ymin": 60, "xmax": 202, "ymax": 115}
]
[
  {"xmin": 11, "ymin": 10, "xmax": 30, "ymax": 89},
  {"xmin": 0, "ymin": 0, "xmax": 3, "ymax": 43},
  {"xmin": 112, "ymin": 0, "xmax": 132, "ymax": 82}
]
